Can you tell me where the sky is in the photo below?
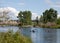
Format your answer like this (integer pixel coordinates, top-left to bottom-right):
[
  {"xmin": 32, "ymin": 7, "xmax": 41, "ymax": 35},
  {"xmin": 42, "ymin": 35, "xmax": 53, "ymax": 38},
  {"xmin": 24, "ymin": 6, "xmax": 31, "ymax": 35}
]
[{"xmin": 0, "ymin": 0, "xmax": 60, "ymax": 20}]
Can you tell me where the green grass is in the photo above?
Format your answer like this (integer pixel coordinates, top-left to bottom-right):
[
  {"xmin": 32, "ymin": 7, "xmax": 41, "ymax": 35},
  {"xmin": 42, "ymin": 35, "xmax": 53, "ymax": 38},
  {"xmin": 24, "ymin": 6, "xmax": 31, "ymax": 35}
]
[{"xmin": 0, "ymin": 31, "xmax": 32, "ymax": 43}]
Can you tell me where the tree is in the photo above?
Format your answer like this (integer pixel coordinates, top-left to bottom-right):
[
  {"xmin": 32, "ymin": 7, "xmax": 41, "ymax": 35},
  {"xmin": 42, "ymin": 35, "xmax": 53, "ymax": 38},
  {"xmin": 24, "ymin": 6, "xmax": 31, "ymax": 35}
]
[
  {"xmin": 0, "ymin": 10, "xmax": 10, "ymax": 21},
  {"xmin": 40, "ymin": 15, "xmax": 43, "ymax": 22},
  {"xmin": 56, "ymin": 18, "xmax": 60, "ymax": 24},
  {"xmin": 18, "ymin": 11, "xmax": 32, "ymax": 25},
  {"xmin": 36, "ymin": 16, "xmax": 39, "ymax": 24},
  {"xmin": 43, "ymin": 8, "xmax": 57, "ymax": 23}
]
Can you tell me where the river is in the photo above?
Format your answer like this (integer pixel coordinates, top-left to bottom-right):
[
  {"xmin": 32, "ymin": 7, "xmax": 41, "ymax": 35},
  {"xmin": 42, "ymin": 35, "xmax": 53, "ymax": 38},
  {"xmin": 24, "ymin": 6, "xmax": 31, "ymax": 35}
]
[{"xmin": 0, "ymin": 26, "xmax": 60, "ymax": 43}]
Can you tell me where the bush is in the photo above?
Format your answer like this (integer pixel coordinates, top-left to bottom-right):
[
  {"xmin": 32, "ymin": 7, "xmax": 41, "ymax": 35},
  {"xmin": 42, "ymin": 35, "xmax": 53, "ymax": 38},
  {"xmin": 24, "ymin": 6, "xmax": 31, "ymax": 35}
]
[
  {"xmin": 0, "ymin": 31, "xmax": 32, "ymax": 43},
  {"xmin": 56, "ymin": 18, "xmax": 60, "ymax": 24}
]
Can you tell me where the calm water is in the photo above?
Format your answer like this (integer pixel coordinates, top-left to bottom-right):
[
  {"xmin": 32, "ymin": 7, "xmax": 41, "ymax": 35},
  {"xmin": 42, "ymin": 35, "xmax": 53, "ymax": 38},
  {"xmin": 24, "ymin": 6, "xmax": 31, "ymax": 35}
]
[{"xmin": 0, "ymin": 26, "xmax": 60, "ymax": 43}]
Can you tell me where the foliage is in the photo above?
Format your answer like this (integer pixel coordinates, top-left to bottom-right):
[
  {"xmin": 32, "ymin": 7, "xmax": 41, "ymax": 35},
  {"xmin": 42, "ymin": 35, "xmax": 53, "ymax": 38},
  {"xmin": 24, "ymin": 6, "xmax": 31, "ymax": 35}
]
[
  {"xmin": 39, "ymin": 22, "xmax": 60, "ymax": 28},
  {"xmin": 36, "ymin": 16, "xmax": 39, "ymax": 24},
  {"xmin": 40, "ymin": 15, "xmax": 43, "ymax": 22},
  {"xmin": 42, "ymin": 8, "xmax": 57, "ymax": 23},
  {"xmin": 18, "ymin": 11, "xmax": 32, "ymax": 25},
  {"xmin": 56, "ymin": 18, "xmax": 60, "ymax": 24},
  {"xmin": 0, "ymin": 31, "xmax": 32, "ymax": 43}
]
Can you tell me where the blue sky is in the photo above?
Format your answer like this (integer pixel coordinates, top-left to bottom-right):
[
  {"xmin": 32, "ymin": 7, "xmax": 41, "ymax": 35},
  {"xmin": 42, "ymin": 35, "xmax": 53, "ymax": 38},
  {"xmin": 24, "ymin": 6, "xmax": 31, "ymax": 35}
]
[{"xmin": 0, "ymin": 0, "xmax": 60, "ymax": 19}]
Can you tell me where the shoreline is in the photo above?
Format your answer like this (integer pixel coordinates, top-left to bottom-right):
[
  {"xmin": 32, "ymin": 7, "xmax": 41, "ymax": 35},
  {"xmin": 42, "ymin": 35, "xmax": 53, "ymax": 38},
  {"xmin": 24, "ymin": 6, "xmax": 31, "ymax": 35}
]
[
  {"xmin": 38, "ymin": 24, "xmax": 60, "ymax": 29},
  {"xmin": 0, "ymin": 24, "xmax": 60, "ymax": 29}
]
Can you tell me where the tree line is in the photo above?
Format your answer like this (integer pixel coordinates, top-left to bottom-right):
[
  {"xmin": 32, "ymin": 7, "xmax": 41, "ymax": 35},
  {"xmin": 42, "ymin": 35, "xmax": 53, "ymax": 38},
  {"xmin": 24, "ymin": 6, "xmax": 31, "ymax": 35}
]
[{"xmin": 18, "ymin": 8, "xmax": 60, "ymax": 26}]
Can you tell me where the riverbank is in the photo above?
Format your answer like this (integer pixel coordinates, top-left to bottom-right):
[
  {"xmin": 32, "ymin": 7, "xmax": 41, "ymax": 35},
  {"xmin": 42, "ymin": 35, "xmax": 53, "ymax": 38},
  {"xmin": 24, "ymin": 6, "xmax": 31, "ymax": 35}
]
[
  {"xmin": 38, "ymin": 22, "xmax": 60, "ymax": 29},
  {"xmin": 20, "ymin": 25, "xmax": 33, "ymax": 27},
  {"xmin": 0, "ymin": 21, "xmax": 18, "ymax": 26},
  {"xmin": 0, "ymin": 31, "xmax": 32, "ymax": 43}
]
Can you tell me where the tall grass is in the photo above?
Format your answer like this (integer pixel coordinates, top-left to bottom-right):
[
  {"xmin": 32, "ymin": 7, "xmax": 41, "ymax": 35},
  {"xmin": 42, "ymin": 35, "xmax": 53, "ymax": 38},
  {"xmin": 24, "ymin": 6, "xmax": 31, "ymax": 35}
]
[{"xmin": 0, "ymin": 31, "xmax": 32, "ymax": 43}]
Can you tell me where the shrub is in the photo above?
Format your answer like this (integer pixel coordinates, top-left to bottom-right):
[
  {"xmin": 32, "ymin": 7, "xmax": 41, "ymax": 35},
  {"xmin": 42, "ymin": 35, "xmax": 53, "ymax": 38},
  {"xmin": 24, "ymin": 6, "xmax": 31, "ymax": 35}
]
[{"xmin": 0, "ymin": 31, "xmax": 32, "ymax": 43}]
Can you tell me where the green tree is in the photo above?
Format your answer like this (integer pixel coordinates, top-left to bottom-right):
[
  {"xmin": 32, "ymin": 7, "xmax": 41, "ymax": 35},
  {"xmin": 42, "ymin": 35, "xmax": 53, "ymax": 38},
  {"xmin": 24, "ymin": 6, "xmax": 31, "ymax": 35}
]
[
  {"xmin": 56, "ymin": 18, "xmax": 60, "ymax": 24},
  {"xmin": 43, "ymin": 8, "xmax": 57, "ymax": 23},
  {"xmin": 18, "ymin": 11, "xmax": 32, "ymax": 25},
  {"xmin": 40, "ymin": 15, "xmax": 43, "ymax": 22},
  {"xmin": 36, "ymin": 16, "xmax": 39, "ymax": 24}
]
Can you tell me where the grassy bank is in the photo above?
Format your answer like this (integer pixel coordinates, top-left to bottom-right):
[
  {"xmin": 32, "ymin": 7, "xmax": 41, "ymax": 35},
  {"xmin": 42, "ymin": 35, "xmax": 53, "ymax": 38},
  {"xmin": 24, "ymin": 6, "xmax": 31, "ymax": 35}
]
[
  {"xmin": 39, "ymin": 25, "xmax": 60, "ymax": 29},
  {"xmin": 38, "ymin": 22, "xmax": 60, "ymax": 29},
  {"xmin": 0, "ymin": 31, "xmax": 32, "ymax": 43},
  {"xmin": 0, "ymin": 24, "xmax": 18, "ymax": 26}
]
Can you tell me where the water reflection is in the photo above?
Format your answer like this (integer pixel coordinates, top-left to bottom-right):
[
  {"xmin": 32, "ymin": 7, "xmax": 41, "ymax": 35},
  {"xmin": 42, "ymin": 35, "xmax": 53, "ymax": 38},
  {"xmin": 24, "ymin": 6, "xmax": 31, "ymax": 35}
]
[
  {"xmin": 31, "ymin": 28, "xmax": 43, "ymax": 43},
  {"xmin": 19, "ymin": 27, "xmax": 31, "ymax": 37},
  {"xmin": 20, "ymin": 27, "xmax": 57, "ymax": 43},
  {"xmin": 0, "ymin": 26, "xmax": 59, "ymax": 43},
  {"xmin": 0, "ymin": 26, "xmax": 19, "ymax": 32},
  {"xmin": 57, "ymin": 29, "xmax": 60, "ymax": 43},
  {"xmin": 43, "ymin": 28, "xmax": 57, "ymax": 43}
]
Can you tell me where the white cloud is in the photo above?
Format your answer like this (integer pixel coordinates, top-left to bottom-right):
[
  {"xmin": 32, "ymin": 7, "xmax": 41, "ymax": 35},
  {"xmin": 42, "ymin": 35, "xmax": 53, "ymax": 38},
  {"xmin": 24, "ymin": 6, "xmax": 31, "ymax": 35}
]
[
  {"xmin": 0, "ymin": 7, "xmax": 19, "ymax": 20},
  {"xmin": 45, "ymin": 0, "xmax": 60, "ymax": 7},
  {"xmin": 57, "ymin": 14, "xmax": 60, "ymax": 18},
  {"xmin": 0, "ymin": 7, "xmax": 40, "ymax": 20},
  {"xmin": 6, "ymin": 7, "xmax": 19, "ymax": 16}
]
